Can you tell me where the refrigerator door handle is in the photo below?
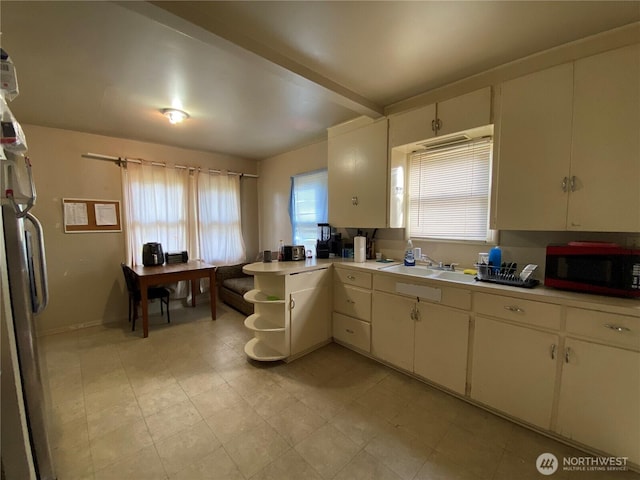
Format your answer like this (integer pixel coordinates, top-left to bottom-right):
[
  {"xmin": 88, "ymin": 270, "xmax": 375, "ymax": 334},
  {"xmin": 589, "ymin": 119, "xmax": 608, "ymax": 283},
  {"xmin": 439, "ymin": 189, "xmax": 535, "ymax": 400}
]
[
  {"xmin": 24, "ymin": 212, "xmax": 49, "ymax": 314},
  {"xmin": 6, "ymin": 156, "xmax": 37, "ymax": 218}
]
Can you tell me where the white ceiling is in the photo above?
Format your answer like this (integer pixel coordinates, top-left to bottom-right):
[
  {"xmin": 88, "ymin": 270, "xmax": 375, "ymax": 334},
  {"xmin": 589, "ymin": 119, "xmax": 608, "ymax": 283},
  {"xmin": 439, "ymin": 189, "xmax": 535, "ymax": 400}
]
[{"xmin": 1, "ymin": 1, "xmax": 638, "ymax": 160}]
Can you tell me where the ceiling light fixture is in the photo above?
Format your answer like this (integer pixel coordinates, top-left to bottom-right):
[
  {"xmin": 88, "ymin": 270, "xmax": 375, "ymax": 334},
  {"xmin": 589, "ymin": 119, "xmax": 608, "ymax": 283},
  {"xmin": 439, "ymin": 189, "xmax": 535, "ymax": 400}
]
[{"xmin": 161, "ymin": 108, "xmax": 190, "ymax": 124}]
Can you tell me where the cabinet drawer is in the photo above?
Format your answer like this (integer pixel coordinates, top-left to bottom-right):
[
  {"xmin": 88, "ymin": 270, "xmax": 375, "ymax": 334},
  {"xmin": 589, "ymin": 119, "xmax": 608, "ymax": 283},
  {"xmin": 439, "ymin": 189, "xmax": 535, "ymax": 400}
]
[
  {"xmin": 333, "ymin": 313, "xmax": 371, "ymax": 353},
  {"xmin": 334, "ymin": 284, "xmax": 372, "ymax": 322},
  {"xmin": 374, "ymin": 274, "xmax": 471, "ymax": 310},
  {"xmin": 288, "ymin": 268, "xmax": 328, "ymax": 291},
  {"xmin": 566, "ymin": 308, "xmax": 640, "ymax": 351},
  {"xmin": 474, "ymin": 293, "xmax": 561, "ymax": 330},
  {"xmin": 335, "ymin": 268, "xmax": 372, "ymax": 289}
]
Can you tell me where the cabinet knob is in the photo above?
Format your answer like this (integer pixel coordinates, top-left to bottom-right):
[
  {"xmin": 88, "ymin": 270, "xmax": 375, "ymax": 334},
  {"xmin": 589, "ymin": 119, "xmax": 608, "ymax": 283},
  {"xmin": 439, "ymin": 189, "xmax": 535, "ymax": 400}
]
[
  {"xmin": 347, "ymin": 275, "xmax": 356, "ymax": 280},
  {"xmin": 561, "ymin": 176, "xmax": 568, "ymax": 192}
]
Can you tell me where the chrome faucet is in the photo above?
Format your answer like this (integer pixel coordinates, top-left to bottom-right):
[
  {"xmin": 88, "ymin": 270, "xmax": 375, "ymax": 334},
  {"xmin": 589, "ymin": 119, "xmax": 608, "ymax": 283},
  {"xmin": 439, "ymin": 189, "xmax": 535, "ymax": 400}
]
[{"xmin": 416, "ymin": 254, "xmax": 458, "ymax": 271}]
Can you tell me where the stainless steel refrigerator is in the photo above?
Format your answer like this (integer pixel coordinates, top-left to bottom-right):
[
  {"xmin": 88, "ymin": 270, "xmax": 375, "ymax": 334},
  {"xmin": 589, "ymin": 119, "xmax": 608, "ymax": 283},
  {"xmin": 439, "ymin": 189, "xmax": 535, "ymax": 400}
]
[{"xmin": 1, "ymin": 49, "xmax": 56, "ymax": 479}]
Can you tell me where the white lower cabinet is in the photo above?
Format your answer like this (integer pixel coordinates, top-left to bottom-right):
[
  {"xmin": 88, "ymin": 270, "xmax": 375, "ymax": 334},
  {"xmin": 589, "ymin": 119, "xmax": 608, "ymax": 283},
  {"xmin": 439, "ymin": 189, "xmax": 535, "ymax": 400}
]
[
  {"xmin": 471, "ymin": 316, "xmax": 558, "ymax": 429},
  {"xmin": 414, "ymin": 303, "xmax": 469, "ymax": 395},
  {"xmin": 290, "ymin": 281, "xmax": 331, "ymax": 357},
  {"xmin": 371, "ymin": 291, "xmax": 416, "ymax": 371},
  {"xmin": 333, "ymin": 312, "xmax": 371, "ymax": 353},
  {"xmin": 371, "ymin": 288, "xmax": 470, "ymax": 394},
  {"xmin": 244, "ymin": 267, "xmax": 330, "ymax": 361},
  {"xmin": 557, "ymin": 339, "xmax": 640, "ymax": 464},
  {"xmin": 332, "ymin": 267, "xmax": 373, "ymax": 353}
]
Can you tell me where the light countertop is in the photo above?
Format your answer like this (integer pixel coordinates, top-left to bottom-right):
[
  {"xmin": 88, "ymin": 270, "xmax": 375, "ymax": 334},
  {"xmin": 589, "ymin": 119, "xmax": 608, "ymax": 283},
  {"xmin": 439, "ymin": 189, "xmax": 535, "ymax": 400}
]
[{"xmin": 243, "ymin": 258, "xmax": 640, "ymax": 317}]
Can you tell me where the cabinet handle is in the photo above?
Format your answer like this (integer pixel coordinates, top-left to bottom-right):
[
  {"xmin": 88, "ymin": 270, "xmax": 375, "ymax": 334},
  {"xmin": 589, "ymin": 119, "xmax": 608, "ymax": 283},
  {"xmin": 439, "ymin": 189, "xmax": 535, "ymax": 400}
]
[
  {"xmin": 565, "ymin": 347, "xmax": 571, "ymax": 364},
  {"xmin": 436, "ymin": 118, "xmax": 442, "ymax": 131},
  {"xmin": 504, "ymin": 305, "xmax": 524, "ymax": 313},
  {"xmin": 569, "ymin": 175, "xmax": 577, "ymax": 192},
  {"xmin": 604, "ymin": 324, "xmax": 631, "ymax": 333},
  {"xmin": 289, "ymin": 298, "xmax": 295, "ymax": 310},
  {"xmin": 351, "ymin": 196, "xmax": 359, "ymax": 206},
  {"xmin": 346, "ymin": 299, "xmax": 355, "ymax": 304},
  {"xmin": 345, "ymin": 328, "xmax": 354, "ymax": 334},
  {"xmin": 431, "ymin": 119, "xmax": 436, "ymax": 132},
  {"xmin": 562, "ymin": 176, "xmax": 568, "ymax": 192},
  {"xmin": 347, "ymin": 275, "xmax": 356, "ymax": 280},
  {"xmin": 550, "ymin": 344, "xmax": 556, "ymax": 360}
]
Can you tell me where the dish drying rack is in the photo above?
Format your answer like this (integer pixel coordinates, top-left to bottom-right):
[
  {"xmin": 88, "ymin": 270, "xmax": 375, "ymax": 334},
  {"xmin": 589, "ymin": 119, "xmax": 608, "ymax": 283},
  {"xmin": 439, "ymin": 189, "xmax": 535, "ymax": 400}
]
[{"xmin": 474, "ymin": 264, "xmax": 539, "ymax": 288}]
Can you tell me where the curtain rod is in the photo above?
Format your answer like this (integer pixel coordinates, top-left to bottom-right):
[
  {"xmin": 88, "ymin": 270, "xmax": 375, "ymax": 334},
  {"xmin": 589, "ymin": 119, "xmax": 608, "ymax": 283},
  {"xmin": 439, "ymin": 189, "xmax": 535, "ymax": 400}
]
[{"xmin": 81, "ymin": 152, "xmax": 259, "ymax": 178}]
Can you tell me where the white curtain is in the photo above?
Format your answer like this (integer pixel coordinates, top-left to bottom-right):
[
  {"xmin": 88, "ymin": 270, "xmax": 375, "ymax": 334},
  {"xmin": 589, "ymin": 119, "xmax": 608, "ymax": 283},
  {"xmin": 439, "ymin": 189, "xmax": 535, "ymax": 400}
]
[
  {"xmin": 122, "ymin": 161, "xmax": 191, "ymax": 265},
  {"xmin": 197, "ymin": 171, "xmax": 246, "ymax": 265},
  {"xmin": 122, "ymin": 163, "xmax": 246, "ymax": 296}
]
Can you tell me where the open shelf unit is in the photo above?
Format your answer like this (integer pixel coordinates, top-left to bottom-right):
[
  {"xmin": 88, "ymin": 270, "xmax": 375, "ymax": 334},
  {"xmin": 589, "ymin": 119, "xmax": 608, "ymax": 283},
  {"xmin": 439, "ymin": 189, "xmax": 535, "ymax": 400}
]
[{"xmin": 242, "ymin": 274, "xmax": 289, "ymax": 361}]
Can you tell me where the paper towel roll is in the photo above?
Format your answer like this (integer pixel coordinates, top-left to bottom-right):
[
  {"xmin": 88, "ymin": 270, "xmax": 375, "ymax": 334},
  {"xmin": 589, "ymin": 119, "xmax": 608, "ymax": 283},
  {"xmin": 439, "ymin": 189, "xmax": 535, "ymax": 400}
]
[{"xmin": 354, "ymin": 236, "xmax": 366, "ymax": 263}]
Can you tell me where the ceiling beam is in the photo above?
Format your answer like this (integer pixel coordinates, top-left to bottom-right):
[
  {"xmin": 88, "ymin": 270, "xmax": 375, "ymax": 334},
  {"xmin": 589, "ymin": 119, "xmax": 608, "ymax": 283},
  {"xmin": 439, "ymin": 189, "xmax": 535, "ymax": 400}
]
[{"xmin": 117, "ymin": 1, "xmax": 384, "ymax": 119}]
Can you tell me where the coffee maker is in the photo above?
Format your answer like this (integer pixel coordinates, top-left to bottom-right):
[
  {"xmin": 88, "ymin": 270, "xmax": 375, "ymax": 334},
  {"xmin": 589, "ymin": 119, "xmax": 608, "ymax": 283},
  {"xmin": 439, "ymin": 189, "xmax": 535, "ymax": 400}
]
[
  {"xmin": 316, "ymin": 223, "xmax": 331, "ymax": 258},
  {"xmin": 316, "ymin": 223, "xmax": 342, "ymax": 258}
]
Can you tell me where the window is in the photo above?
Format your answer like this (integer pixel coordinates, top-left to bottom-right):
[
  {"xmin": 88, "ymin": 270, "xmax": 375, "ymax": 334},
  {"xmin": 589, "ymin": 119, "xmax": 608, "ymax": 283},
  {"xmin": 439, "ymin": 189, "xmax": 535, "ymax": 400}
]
[
  {"xmin": 289, "ymin": 169, "xmax": 328, "ymax": 252},
  {"xmin": 122, "ymin": 162, "xmax": 246, "ymax": 268},
  {"xmin": 408, "ymin": 138, "xmax": 493, "ymax": 242}
]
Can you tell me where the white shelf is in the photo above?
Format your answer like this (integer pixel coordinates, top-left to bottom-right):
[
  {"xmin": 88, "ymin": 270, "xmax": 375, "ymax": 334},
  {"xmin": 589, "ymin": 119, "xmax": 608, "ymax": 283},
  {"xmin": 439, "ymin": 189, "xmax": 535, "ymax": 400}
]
[
  {"xmin": 244, "ymin": 338, "xmax": 287, "ymax": 361},
  {"xmin": 244, "ymin": 289, "xmax": 286, "ymax": 304},
  {"xmin": 244, "ymin": 314, "xmax": 285, "ymax": 332}
]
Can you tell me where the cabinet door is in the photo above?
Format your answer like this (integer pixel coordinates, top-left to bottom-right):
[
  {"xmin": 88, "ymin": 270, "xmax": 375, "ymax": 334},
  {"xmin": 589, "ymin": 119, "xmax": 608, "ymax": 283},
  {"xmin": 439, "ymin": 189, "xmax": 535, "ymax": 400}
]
[
  {"xmin": 569, "ymin": 44, "xmax": 640, "ymax": 232},
  {"xmin": 436, "ymin": 87, "xmax": 491, "ymax": 137},
  {"xmin": 328, "ymin": 119, "xmax": 388, "ymax": 227},
  {"xmin": 389, "ymin": 103, "xmax": 436, "ymax": 148},
  {"xmin": 371, "ymin": 291, "xmax": 415, "ymax": 371},
  {"xmin": 290, "ymin": 285, "xmax": 331, "ymax": 357},
  {"xmin": 557, "ymin": 339, "xmax": 640, "ymax": 464},
  {"xmin": 414, "ymin": 303, "xmax": 469, "ymax": 395},
  {"xmin": 471, "ymin": 317, "xmax": 558, "ymax": 428},
  {"xmin": 495, "ymin": 63, "xmax": 573, "ymax": 230}
]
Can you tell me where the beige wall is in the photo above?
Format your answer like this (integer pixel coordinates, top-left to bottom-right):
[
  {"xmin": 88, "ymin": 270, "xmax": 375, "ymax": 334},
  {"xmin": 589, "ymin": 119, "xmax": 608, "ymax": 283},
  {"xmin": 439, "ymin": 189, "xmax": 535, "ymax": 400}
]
[
  {"xmin": 23, "ymin": 124, "xmax": 258, "ymax": 335},
  {"xmin": 257, "ymin": 139, "xmax": 328, "ymax": 252}
]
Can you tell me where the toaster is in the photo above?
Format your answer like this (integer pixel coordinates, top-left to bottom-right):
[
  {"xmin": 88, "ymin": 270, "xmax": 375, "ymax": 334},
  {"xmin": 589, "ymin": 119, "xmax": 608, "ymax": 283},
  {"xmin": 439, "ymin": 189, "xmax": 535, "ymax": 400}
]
[{"xmin": 283, "ymin": 245, "xmax": 305, "ymax": 261}]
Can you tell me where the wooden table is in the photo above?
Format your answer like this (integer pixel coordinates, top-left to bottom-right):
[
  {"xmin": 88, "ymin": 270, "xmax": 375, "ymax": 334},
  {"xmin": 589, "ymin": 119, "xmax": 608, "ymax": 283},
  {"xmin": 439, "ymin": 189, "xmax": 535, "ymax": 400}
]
[{"xmin": 130, "ymin": 260, "xmax": 216, "ymax": 338}]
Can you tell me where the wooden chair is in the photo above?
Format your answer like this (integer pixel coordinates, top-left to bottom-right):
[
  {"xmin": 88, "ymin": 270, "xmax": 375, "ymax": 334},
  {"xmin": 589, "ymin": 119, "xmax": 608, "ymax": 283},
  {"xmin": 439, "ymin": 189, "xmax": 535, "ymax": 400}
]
[{"xmin": 121, "ymin": 263, "xmax": 171, "ymax": 331}]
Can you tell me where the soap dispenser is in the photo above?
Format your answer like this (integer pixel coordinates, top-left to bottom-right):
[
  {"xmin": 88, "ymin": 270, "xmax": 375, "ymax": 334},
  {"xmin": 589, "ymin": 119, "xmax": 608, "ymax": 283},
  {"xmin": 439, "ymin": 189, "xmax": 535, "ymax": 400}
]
[{"xmin": 404, "ymin": 239, "xmax": 415, "ymax": 266}]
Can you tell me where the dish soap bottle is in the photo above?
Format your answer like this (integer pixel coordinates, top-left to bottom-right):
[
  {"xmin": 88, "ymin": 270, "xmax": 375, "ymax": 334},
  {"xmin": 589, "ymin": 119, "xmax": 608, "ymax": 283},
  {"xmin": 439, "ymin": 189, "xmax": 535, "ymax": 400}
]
[
  {"xmin": 488, "ymin": 245, "xmax": 502, "ymax": 274},
  {"xmin": 404, "ymin": 239, "xmax": 415, "ymax": 266}
]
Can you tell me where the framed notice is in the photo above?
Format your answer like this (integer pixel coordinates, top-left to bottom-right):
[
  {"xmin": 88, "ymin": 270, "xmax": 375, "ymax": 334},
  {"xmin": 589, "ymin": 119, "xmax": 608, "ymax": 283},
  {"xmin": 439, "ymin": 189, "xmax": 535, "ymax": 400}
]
[{"xmin": 63, "ymin": 198, "xmax": 121, "ymax": 233}]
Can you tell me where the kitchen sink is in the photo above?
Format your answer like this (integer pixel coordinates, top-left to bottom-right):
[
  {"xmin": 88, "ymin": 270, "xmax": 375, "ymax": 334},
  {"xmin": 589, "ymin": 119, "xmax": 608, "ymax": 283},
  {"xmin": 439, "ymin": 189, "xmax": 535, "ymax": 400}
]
[
  {"xmin": 429, "ymin": 270, "xmax": 477, "ymax": 284},
  {"xmin": 380, "ymin": 264, "xmax": 438, "ymax": 277},
  {"xmin": 381, "ymin": 264, "xmax": 477, "ymax": 284}
]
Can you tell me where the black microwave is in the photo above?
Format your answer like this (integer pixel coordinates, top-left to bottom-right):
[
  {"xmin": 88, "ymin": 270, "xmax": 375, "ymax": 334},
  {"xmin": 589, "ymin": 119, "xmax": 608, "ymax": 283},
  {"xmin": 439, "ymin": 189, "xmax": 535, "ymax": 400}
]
[{"xmin": 545, "ymin": 242, "xmax": 640, "ymax": 298}]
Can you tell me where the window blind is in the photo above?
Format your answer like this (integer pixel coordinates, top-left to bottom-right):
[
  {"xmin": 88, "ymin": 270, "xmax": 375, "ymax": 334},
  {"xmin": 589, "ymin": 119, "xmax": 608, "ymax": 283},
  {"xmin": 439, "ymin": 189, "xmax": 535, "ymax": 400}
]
[
  {"xmin": 408, "ymin": 139, "xmax": 492, "ymax": 241},
  {"xmin": 289, "ymin": 169, "xmax": 328, "ymax": 251}
]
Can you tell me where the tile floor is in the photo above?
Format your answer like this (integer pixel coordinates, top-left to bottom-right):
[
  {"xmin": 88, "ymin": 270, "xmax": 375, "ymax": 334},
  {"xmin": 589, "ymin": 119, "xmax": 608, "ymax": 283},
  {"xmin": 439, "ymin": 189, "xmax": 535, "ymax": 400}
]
[{"xmin": 43, "ymin": 301, "xmax": 639, "ymax": 480}]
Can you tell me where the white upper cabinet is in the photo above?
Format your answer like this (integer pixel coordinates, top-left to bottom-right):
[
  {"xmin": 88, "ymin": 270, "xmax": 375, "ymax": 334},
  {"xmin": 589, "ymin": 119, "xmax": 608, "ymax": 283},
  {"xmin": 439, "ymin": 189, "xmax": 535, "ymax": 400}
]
[
  {"xmin": 328, "ymin": 117, "xmax": 388, "ymax": 227},
  {"xmin": 389, "ymin": 87, "xmax": 491, "ymax": 148},
  {"xmin": 436, "ymin": 88, "xmax": 492, "ymax": 137},
  {"xmin": 495, "ymin": 44, "xmax": 640, "ymax": 232},
  {"xmin": 569, "ymin": 44, "xmax": 640, "ymax": 232},
  {"xmin": 495, "ymin": 63, "xmax": 574, "ymax": 230}
]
